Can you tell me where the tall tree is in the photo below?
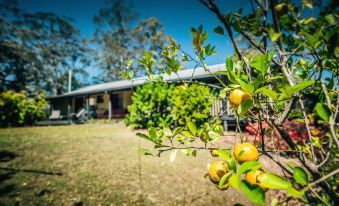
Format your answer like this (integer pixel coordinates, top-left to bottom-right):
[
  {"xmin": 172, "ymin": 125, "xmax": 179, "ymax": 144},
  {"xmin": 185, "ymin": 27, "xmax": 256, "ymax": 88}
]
[
  {"xmin": 0, "ymin": 0, "xmax": 90, "ymax": 94},
  {"xmin": 93, "ymin": 0, "xmax": 166, "ymax": 82}
]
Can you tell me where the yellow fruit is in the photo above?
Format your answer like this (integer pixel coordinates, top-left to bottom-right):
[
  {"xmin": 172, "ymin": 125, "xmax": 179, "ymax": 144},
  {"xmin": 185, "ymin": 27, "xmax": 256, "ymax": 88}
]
[
  {"xmin": 210, "ymin": 149, "xmax": 219, "ymax": 157},
  {"xmin": 245, "ymin": 169, "xmax": 268, "ymax": 190},
  {"xmin": 229, "ymin": 89, "xmax": 252, "ymax": 109},
  {"xmin": 274, "ymin": 3, "xmax": 288, "ymax": 16},
  {"xmin": 209, "ymin": 161, "xmax": 228, "ymax": 182},
  {"xmin": 233, "ymin": 142, "xmax": 259, "ymax": 162}
]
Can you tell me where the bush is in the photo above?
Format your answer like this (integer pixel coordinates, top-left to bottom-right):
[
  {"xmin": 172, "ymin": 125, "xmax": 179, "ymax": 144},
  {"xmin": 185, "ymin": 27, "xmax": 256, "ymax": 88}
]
[
  {"xmin": 172, "ymin": 83, "xmax": 215, "ymax": 127},
  {"xmin": 125, "ymin": 82, "xmax": 217, "ymax": 129},
  {"xmin": 0, "ymin": 91, "xmax": 48, "ymax": 127},
  {"xmin": 125, "ymin": 82, "xmax": 175, "ymax": 128}
]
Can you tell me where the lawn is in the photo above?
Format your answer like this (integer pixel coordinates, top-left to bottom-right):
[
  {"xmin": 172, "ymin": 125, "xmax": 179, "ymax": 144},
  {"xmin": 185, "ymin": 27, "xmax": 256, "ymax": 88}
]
[{"xmin": 0, "ymin": 123, "xmax": 253, "ymax": 206}]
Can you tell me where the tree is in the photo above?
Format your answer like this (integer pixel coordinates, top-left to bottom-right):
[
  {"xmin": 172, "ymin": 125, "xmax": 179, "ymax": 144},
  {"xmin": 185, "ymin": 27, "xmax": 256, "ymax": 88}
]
[
  {"xmin": 92, "ymin": 0, "xmax": 166, "ymax": 82},
  {"xmin": 0, "ymin": 0, "xmax": 90, "ymax": 94},
  {"xmin": 129, "ymin": 0, "xmax": 338, "ymax": 205}
]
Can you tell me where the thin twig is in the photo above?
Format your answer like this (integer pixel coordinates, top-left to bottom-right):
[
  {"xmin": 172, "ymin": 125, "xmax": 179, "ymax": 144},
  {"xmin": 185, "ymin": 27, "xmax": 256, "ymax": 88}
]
[
  {"xmin": 156, "ymin": 145, "xmax": 230, "ymax": 157},
  {"xmin": 199, "ymin": 0, "xmax": 252, "ymax": 79},
  {"xmin": 276, "ymin": 96, "xmax": 297, "ymax": 125},
  {"xmin": 321, "ymin": 80, "xmax": 339, "ymax": 148},
  {"xmin": 195, "ymin": 51, "xmax": 227, "ymax": 88},
  {"xmin": 299, "ymin": 99, "xmax": 316, "ymax": 163},
  {"xmin": 307, "ymin": 168, "xmax": 339, "ymax": 189}
]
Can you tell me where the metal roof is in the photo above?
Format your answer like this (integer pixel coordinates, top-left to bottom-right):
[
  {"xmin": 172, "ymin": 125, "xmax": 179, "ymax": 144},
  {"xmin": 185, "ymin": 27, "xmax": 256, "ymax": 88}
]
[{"xmin": 47, "ymin": 63, "xmax": 225, "ymax": 99}]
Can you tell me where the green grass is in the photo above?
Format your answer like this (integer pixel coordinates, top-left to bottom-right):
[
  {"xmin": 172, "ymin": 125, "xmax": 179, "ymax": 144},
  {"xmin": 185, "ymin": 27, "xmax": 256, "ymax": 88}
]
[{"xmin": 0, "ymin": 124, "xmax": 252, "ymax": 205}]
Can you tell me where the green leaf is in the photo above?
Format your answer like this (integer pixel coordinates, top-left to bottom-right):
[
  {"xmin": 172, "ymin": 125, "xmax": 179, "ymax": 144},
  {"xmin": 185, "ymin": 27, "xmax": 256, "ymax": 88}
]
[
  {"xmin": 228, "ymin": 70, "xmax": 240, "ymax": 84},
  {"xmin": 136, "ymin": 133, "xmax": 154, "ymax": 143},
  {"xmin": 173, "ymin": 127, "xmax": 183, "ymax": 135},
  {"xmin": 138, "ymin": 147, "xmax": 153, "ymax": 156},
  {"xmin": 238, "ymin": 161, "xmax": 262, "ymax": 176},
  {"xmin": 291, "ymin": 80, "xmax": 314, "ymax": 94},
  {"xmin": 250, "ymin": 51, "xmax": 274, "ymax": 77},
  {"xmin": 302, "ymin": 31, "xmax": 321, "ymax": 49},
  {"xmin": 237, "ymin": 99, "xmax": 254, "ymax": 116},
  {"xmin": 217, "ymin": 149, "xmax": 232, "ymax": 161},
  {"xmin": 121, "ymin": 71, "xmax": 127, "ymax": 79},
  {"xmin": 256, "ymin": 87, "xmax": 278, "ymax": 100},
  {"xmin": 252, "ymin": 76, "xmax": 263, "ymax": 90},
  {"xmin": 286, "ymin": 162, "xmax": 296, "ymax": 170},
  {"xmin": 314, "ymin": 103, "xmax": 331, "ymax": 123},
  {"xmin": 127, "ymin": 59, "xmax": 133, "ymax": 68},
  {"xmin": 325, "ymin": 14, "xmax": 336, "ymax": 24},
  {"xmin": 227, "ymin": 158, "xmax": 237, "ymax": 173},
  {"xmin": 270, "ymin": 32, "xmax": 282, "ymax": 42},
  {"xmin": 208, "ymin": 130, "xmax": 220, "ymax": 142},
  {"xmin": 148, "ymin": 127, "xmax": 157, "ymax": 140},
  {"xmin": 238, "ymin": 79, "xmax": 254, "ymax": 94},
  {"xmin": 229, "ymin": 175, "xmax": 241, "ymax": 190},
  {"xmin": 293, "ymin": 167, "xmax": 309, "ymax": 186},
  {"xmin": 257, "ymin": 173, "xmax": 291, "ymax": 189},
  {"xmin": 128, "ymin": 70, "xmax": 134, "ymax": 79},
  {"xmin": 240, "ymin": 180, "xmax": 265, "ymax": 206},
  {"xmin": 226, "ymin": 56, "xmax": 233, "ymax": 71},
  {"xmin": 287, "ymin": 186, "xmax": 305, "ymax": 199},
  {"xmin": 163, "ymin": 127, "xmax": 172, "ymax": 138},
  {"xmin": 219, "ymin": 171, "xmax": 232, "ymax": 187},
  {"xmin": 268, "ymin": 26, "xmax": 281, "ymax": 42},
  {"xmin": 181, "ymin": 130, "xmax": 193, "ymax": 138},
  {"xmin": 187, "ymin": 122, "xmax": 197, "ymax": 135},
  {"xmin": 182, "ymin": 149, "xmax": 196, "ymax": 156},
  {"xmin": 213, "ymin": 26, "xmax": 224, "ymax": 35}
]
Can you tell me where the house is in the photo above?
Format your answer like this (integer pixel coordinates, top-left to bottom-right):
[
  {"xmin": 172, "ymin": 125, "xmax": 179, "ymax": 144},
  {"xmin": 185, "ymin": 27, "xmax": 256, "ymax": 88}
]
[{"xmin": 47, "ymin": 63, "xmax": 231, "ymax": 120}]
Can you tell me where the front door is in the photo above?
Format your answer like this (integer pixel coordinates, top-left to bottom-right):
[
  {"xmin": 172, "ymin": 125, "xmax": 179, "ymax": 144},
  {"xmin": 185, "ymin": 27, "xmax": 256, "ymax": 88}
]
[
  {"xmin": 110, "ymin": 93, "xmax": 124, "ymax": 118},
  {"xmin": 74, "ymin": 97, "xmax": 84, "ymax": 113}
]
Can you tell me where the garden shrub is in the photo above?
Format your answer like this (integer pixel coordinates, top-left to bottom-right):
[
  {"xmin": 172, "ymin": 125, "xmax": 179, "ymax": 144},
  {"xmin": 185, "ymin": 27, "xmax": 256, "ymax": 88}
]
[
  {"xmin": 125, "ymin": 82, "xmax": 175, "ymax": 128},
  {"xmin": 125, "ymin": 82, "xmax": 218, "ymax": 129},
  {"xmin": 0, "ymin": 91, "xmax": 48, "ymax": 127},
  {"xmin": 172, "ymin": 83, "xmax": 216, "ymax": 127}
]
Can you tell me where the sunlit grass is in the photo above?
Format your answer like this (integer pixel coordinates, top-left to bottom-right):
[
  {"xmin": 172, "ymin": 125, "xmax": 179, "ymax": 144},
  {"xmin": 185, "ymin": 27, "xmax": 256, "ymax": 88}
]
[{"xmin": 0, "ymin": 124, "xmax": 252, "ymax": 205}]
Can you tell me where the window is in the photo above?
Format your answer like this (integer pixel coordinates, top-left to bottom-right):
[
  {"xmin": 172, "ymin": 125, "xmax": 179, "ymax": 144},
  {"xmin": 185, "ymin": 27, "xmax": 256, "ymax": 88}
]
[{"xmin": 96, "ymin": 95, "xmax": 104, "ymax": 103}]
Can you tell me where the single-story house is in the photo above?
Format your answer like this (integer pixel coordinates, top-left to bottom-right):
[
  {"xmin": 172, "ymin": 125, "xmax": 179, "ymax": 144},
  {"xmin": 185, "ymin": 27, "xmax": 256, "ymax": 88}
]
[{"xmin": 46, "ymin": 63, "xmax": 232, "ymax": 120}]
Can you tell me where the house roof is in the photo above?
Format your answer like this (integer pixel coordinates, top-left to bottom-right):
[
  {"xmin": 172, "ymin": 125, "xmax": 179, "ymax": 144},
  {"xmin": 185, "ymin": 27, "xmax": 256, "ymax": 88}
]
[{"xmin": 47, "ymin": 63, "xmax": 225, "ymax": 99}]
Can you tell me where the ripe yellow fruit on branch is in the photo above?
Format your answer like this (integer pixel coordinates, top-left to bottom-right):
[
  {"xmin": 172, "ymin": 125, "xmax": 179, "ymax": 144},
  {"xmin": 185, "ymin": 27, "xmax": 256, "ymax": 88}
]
[
  {"xmin": 233, "ymin": 142, "xmax": 259, "ymax": 162},
  {"xmin": 245, "ymin": 169, "xmax": 268, "ymax": 190},
  {"xmin": 208, "ymin": 161, "xmax": 228, "ymax": 182},
  {"xmin": 229, "ymin": 89, "xmax": 252, "ymax": 109},
  {"xmin": 210, "ymin": 149, "xmax": 219, "ymax": 157}
]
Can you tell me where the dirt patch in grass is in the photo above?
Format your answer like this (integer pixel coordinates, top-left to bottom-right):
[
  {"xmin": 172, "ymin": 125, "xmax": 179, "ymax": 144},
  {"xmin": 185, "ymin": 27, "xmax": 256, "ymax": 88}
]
[{"xmin": 0, "ymin": 124, "xmax": 256, "ymax": 205}]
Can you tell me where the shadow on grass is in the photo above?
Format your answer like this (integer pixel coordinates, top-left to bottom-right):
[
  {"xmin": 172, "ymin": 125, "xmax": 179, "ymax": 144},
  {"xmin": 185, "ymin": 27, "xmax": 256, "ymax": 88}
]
[
  {"xmin": 0, "ymin": 151, "xmax": 17, "ymax": 162},
  {"xmin": 0, "ymin": 167, "xmax": 63, "ymax": 176},
  {"xmin": 0, "ymin": 150, "xmax": 62, "ymax": 200}
]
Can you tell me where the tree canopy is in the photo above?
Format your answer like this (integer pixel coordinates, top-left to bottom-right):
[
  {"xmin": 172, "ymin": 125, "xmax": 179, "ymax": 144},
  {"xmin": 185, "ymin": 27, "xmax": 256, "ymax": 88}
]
[
  {"xmin": 0, "ymin": 0, "xmax": 90, "ymax": 94},
  {"xmin": 92, "ymin": 0, "xmax": 167, "ymax": 82}
]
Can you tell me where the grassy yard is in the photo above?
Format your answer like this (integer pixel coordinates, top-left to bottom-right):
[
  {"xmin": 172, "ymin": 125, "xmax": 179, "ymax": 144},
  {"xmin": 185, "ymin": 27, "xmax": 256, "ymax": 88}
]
[{"xmin": 0, "ymin": 123, "xmax": 253, "ymax": 206}]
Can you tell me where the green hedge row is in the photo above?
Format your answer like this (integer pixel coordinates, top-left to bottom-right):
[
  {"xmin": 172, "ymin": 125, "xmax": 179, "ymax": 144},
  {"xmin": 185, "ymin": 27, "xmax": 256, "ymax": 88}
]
[{"xmin": 125, "ymin": 82, "xmax": 217, "ymax": 129}]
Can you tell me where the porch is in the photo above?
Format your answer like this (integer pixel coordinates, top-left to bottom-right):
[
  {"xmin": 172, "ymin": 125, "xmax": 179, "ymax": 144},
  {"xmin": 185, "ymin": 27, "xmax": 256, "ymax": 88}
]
[{"xmin": 48, "ymin": 90, "xmax": 132, "ymax": 120}]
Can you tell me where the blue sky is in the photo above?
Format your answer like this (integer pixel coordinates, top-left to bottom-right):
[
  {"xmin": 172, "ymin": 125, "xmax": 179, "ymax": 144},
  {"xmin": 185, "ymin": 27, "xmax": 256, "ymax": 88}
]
[{"xmin": 18, "ymin": 0, "xmax": 253, "ymax": 78}]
